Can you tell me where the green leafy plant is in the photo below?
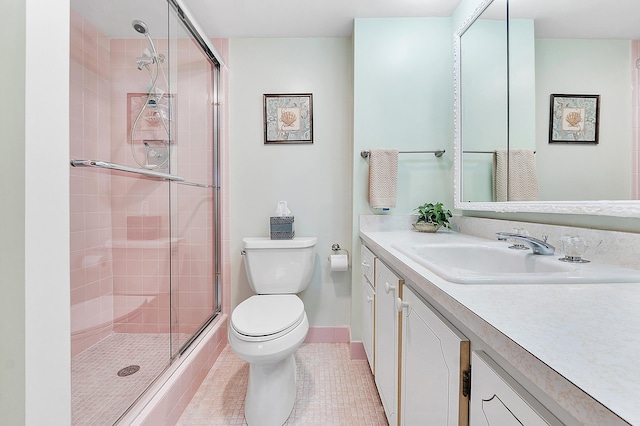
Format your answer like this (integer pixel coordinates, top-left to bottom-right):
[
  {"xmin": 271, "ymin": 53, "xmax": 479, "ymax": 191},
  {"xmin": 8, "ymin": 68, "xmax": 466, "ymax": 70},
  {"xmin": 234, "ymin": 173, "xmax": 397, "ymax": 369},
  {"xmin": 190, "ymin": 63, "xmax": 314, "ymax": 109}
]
[{"xmin": 414, "ymin": 202, "xmax": 452, "ymax": 228}]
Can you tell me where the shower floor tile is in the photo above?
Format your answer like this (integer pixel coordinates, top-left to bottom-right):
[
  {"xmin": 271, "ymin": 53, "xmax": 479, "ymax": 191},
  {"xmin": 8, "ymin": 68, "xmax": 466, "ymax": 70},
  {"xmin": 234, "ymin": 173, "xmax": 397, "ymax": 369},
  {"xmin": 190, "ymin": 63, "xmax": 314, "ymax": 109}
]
[
  {"xmin": 178, "ymin": 343, "xmax": 388, "ymax": 425},
  {"xmin": 71, "ymin": 333, "xmax": 172, "ymax": 425}
]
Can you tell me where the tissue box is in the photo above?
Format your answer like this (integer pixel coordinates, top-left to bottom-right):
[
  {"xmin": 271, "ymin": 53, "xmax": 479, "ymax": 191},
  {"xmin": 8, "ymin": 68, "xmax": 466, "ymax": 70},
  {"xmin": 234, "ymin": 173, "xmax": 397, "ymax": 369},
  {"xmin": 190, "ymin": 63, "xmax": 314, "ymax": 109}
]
[{"xmin": 270, "ymin": 216, "xmax": 295, "ymax": 240}]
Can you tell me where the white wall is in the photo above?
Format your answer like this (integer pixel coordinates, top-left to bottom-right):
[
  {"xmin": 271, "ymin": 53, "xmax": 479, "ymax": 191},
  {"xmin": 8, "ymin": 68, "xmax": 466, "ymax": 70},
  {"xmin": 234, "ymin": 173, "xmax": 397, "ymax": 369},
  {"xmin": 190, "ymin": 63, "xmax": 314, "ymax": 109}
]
[
  {"xmin": 0, "ymin": 0, "xmax": 71, "ymax": 423},
  {"xmin": 0, "ymin": 1, "xmax": 27, "ymax": 422},
  {"xmin": 228, "ymin": 38, "xmax": 353, "ymax": 327},
  {"xmin": 351, "ymin": 17, "xmax": 454, "ymax": 339}
]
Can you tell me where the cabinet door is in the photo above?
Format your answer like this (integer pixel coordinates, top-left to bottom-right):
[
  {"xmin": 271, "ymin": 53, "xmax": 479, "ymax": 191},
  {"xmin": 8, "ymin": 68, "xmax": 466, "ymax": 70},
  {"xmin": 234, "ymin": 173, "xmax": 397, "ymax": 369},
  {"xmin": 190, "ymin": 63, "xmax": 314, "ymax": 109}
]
[
  {"xmin": 470, "ymin": 351, "xmax": 563, "ymax": 426},
  {"xmin": 400, "ymin": 286, "xmax": 470, "ymax": 426},
  {"xmin": 361, "ymin": 245, "xmax": 376, "ymax": 373},
  {"xmin": 362, "ymin": 277, "xmax": 375, "ymax": 373},
  {"xmin": 361, "ymin": 245, "xmax": 375, "ymax": 285},
  {"xmin": 375, "ymin": 259, "xmax": 402, "ymax": 426}
]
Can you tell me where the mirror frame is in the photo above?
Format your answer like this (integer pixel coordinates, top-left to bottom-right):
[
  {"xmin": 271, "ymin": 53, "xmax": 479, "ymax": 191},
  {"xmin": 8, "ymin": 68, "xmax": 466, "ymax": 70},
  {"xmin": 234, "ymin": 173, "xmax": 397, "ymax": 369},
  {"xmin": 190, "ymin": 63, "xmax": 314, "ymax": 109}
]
[{"xmin": 453, "ymin": 0, "xmax": 640, "ymax": 218}]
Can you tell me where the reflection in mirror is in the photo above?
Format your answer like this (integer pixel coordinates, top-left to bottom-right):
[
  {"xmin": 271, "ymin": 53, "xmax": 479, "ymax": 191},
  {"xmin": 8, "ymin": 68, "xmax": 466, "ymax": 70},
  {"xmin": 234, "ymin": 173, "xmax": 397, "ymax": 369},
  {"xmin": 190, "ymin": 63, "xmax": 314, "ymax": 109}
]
[
  {"xmin": 513, "ymin": 2, "xmax": 633, "ymax": 202},
  {"xmin": 460, "ymin": 0, "xmax": 508, "ymax": 202},
  {"xmin": 454, "ymin": 0, "xmax": 640, "ymax": 217}
]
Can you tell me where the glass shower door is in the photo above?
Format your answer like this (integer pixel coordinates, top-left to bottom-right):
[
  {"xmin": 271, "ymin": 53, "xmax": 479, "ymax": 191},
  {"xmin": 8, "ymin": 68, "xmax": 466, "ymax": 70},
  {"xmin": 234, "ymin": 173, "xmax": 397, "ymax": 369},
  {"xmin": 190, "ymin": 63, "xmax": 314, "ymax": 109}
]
[
  {"xmin": 69, "ymin": 3, "xmax": 175, "ymax": 423},
  {"xmin": 166, "ymin": 9, "xmax": 220, "ymax": 357}
]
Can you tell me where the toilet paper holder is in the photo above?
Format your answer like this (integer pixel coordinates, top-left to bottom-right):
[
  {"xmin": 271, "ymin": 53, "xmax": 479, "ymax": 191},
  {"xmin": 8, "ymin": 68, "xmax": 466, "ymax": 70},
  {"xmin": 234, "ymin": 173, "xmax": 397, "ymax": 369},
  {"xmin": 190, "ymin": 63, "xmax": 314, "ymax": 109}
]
[{"xmin": 328, "ymin": 243, "xmax": 350, "ymax": 262}]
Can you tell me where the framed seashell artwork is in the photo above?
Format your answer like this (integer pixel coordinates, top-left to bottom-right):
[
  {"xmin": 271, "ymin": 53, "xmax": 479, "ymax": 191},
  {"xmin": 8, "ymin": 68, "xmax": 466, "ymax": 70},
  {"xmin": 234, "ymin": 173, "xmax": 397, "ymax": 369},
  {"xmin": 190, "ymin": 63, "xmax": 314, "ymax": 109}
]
[
  {"xmin": 548, "ymin": 94, "xmax": 600, "ymax": 144},
  {"xmin": 263, "ymin": 93, "xmax": 313, "ymax": 144}
]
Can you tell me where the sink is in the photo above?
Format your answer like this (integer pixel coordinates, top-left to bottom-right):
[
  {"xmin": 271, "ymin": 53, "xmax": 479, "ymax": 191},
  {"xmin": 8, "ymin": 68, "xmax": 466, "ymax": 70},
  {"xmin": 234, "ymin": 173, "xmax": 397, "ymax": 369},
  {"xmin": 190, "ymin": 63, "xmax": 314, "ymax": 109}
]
[{"xmin": 392, "ymin": 241, "xmax": 640, "ymax": 284}]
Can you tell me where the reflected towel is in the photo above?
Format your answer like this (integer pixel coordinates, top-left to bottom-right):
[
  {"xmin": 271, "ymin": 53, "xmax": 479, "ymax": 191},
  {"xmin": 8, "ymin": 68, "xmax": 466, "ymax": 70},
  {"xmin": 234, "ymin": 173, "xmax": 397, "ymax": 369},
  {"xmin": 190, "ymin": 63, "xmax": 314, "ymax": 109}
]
[
  {"xmin": 493, "ymin": 149, "xmax": 539, "ymax": 202},
  {"xmin": 368, "ymin": 149, "xmax": 398, "ymax": 209}
]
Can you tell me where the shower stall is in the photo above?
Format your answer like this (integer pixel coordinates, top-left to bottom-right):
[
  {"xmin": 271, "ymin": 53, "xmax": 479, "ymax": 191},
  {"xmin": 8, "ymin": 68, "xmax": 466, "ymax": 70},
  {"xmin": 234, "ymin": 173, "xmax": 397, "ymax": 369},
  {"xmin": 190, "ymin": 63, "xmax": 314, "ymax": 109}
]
[{"xmin": 69, "ymin": 0, "xmax": 222, "ymax": 423}]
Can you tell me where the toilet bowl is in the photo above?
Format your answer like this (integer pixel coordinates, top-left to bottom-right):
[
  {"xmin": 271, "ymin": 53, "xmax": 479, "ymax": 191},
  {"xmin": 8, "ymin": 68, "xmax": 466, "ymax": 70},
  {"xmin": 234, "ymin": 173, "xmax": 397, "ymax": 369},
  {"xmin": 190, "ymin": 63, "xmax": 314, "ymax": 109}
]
[{"xmin": 229, "ymin": 237, "xmax": 317, "ymax": 426}]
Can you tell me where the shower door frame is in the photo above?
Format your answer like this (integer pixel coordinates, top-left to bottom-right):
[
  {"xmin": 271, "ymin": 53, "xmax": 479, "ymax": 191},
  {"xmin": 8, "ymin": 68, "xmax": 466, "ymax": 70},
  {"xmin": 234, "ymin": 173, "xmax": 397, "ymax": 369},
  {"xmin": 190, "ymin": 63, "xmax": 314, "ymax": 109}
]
[
  {"xmin": 166, "ymin": 0, "xmax": 223, "ymax": 359},
  {"xmin": 169, "ymin": 63, "xmax": 222, "ymax": 360}
]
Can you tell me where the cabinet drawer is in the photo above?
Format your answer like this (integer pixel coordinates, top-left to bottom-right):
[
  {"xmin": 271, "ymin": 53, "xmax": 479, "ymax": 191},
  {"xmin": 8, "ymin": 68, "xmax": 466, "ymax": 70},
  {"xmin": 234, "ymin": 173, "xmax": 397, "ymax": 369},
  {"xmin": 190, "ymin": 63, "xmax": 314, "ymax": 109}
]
[
  {"xmin": 361, "ymin": 245, "xmax": 376, "ymax": 286},
  {"xmin": 470, "ymin": 351, "xmax": 563, "ymax": 426}
]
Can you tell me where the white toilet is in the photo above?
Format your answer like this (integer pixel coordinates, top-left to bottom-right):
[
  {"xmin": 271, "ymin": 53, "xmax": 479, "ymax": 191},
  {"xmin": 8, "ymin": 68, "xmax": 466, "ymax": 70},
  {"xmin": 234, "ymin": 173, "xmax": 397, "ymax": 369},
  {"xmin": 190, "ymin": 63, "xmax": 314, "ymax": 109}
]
[{"xmin": 228, "ymin": 236, "xmax": 317, "ymax": 426}]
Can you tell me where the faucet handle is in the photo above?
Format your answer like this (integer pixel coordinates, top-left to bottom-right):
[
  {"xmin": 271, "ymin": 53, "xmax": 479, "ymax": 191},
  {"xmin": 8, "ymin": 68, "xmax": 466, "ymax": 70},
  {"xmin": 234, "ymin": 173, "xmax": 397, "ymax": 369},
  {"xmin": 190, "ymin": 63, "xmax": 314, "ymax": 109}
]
[
  {"xmin": 559, "ymin": 235, "xmax": 589, "ymax": 263},
  {"xmin": 508, "ymin": 228, "xmax": 529, "ymax": 250}
]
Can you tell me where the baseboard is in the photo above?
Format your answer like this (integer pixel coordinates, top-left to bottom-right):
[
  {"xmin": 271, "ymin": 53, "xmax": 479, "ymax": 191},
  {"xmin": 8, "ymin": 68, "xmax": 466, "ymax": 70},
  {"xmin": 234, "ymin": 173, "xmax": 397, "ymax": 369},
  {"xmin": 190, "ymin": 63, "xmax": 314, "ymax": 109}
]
[{"xmin": 349, "ymin": 341, "xmax": 367, "ymax": 360}]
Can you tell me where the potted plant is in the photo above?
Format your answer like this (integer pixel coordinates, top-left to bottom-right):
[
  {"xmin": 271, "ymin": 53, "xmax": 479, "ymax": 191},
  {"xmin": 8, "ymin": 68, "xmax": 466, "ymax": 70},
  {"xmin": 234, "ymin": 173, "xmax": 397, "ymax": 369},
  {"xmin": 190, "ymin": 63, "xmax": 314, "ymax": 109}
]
[{"xmin": 413, "ymin": 202, "xmax": 452, "ymax": 232}]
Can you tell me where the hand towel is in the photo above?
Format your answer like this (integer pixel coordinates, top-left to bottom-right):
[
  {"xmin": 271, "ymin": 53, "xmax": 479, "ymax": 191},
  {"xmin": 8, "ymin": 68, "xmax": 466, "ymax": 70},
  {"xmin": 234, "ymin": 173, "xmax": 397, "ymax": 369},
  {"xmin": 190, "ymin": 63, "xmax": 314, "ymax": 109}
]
[
  {"xmin": 368, "ymin": 149, "xmax": 398, "ymax": 209},
  {"xmin": 493, "ymin": 149, "xmax": 539, "ymax": 202}
]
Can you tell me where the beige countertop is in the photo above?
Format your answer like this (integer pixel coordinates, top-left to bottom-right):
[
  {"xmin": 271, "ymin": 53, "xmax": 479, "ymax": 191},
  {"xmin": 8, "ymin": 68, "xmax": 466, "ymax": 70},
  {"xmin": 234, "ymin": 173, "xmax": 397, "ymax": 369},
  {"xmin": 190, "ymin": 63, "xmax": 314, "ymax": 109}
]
[{"xmin": 360, "ymin": 226, "xmax": 640, "ymax": 426}]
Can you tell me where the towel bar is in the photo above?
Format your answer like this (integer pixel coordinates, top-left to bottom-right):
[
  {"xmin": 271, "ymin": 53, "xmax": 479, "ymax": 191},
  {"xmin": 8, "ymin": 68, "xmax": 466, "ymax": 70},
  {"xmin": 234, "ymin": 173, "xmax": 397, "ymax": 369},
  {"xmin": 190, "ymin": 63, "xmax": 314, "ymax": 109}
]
[{"xmin": 360, "ymin": 149, "xmax": 445, "ymax": 159}]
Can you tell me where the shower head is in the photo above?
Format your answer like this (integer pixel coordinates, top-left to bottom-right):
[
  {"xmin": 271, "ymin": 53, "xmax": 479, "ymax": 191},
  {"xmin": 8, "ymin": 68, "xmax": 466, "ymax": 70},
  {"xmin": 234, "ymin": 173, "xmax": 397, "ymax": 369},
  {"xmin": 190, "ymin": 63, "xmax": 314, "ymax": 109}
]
[
  {"xmin": 132, "ymin": 19, "xmax": 158, "ymax": 60},
  {"xmin": 132, "ymin": 20, "xmax": 148, "ymax": 35}
]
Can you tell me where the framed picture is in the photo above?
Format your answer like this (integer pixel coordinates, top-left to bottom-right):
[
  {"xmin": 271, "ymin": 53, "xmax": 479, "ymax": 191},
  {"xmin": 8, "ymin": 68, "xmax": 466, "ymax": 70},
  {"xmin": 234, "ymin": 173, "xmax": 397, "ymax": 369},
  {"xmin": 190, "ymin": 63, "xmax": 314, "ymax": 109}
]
[
  {"xmin": 548, "ymin": 94, "xmax": 600, "ymax": 144},
  {"xmin": 263, "ymin": 93, "xmax": 313, "ymax": 144}
]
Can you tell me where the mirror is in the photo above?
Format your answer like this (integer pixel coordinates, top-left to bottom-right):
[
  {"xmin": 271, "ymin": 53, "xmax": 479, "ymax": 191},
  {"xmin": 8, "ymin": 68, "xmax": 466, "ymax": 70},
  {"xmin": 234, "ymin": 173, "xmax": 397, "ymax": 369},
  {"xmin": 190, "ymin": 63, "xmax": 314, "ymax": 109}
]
[
  {"xmin": 454, "ymin": 0, "xmax": 640, "ymax": 217},
  {"xmin": 458, "ymin": 0, "xmax": 508, "ymax": 202}
]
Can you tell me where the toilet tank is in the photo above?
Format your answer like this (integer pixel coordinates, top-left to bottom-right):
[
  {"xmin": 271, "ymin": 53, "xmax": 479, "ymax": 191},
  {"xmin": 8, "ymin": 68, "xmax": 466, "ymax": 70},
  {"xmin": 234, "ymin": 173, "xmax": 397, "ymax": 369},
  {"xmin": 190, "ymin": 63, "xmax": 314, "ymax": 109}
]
[{"xmin": 242, "ymin": 237, "xmax": 317, "ymax": 294}]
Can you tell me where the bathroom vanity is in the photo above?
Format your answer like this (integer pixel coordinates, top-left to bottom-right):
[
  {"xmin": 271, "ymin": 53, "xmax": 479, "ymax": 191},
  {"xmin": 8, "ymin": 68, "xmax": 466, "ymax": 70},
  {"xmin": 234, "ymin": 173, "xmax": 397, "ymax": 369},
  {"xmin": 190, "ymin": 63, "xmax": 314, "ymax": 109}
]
[{"xmin": 360, "ymin": 215, "xmax": 640, "ymax": 426}]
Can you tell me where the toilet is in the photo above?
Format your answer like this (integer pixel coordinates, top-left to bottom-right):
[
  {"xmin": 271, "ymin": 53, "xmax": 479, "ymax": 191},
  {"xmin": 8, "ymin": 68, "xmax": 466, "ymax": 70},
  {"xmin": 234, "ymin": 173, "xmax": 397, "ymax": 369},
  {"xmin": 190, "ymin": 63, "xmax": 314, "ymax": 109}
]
[{"xmin": 228, "ymin": 236, "xmax": 317, "ymax": 426}]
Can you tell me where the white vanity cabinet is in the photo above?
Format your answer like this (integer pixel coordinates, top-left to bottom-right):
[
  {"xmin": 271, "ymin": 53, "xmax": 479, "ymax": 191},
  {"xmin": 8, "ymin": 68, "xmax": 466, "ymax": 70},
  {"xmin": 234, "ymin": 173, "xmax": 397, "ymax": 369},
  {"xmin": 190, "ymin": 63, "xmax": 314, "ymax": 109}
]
[
  {"xmin": 470, "ymin": 351, "xmax": 563, "ymax": 426},
  {"xmin": 399, "ymin": 285, "xmax": 470, "ymax": 426},
  {"xmin": 361, "ymin": 245, "xmax": 376, "ymax": 373},
  {"xmin": 375, "ymin": 259, "xmax": 402, "ymax": 426}
]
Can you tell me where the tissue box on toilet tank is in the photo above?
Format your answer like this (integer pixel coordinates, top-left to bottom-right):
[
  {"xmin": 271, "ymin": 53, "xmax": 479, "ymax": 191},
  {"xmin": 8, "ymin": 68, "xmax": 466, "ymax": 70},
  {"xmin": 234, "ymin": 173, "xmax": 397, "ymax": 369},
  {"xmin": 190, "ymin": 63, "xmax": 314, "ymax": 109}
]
[{"xmin": 270, "ymin": 216, "xmax": 295, "ymax": 240}]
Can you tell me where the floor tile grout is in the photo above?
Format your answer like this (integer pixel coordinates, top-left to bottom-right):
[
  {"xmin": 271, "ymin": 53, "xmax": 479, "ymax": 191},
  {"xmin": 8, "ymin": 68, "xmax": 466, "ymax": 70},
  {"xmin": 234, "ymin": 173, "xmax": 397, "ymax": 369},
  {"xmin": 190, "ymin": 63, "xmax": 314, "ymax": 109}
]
[{"xmin": 178, "ymin": 343, "xmax": 388, "ymax": 425}]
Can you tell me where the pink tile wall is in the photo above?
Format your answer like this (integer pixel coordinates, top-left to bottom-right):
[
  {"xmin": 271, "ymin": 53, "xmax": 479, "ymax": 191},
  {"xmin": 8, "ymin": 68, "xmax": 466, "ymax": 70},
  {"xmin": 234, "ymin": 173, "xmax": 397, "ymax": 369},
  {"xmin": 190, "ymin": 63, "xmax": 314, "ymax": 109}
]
[
  {"xmin": 70, "ymin": 9, "xmax": 115, "ymax": 357},
  {"xmin": 109, "ymin": 36, "xmax": 219, "ymax": 337},
  {"xmin": 632, "ymin": 40, "xmax": 640, "ymax": 200}
]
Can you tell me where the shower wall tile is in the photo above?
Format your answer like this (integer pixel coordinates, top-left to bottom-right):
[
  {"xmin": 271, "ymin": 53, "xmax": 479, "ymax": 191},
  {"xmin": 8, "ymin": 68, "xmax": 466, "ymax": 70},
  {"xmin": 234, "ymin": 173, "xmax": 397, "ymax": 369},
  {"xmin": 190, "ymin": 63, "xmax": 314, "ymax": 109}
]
[{"xmin": 70, "ymin": 9, "xmax": 114, "ymax": 357}]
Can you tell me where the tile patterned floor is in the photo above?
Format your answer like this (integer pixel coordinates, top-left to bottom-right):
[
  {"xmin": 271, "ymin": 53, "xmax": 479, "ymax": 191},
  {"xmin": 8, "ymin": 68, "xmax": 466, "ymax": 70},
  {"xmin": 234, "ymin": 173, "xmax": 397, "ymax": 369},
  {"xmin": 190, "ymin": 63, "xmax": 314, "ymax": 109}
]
[
  {"xmin": 71, "ymin": 333, "xmax": 171, "ymax": 425},
  {"xmin": 69, "ymin": 333, "xmax": 202, "ymax": 426},
  {"xmin": 178, "ymin": 343, "xmax": 388, "ymax": 425}
]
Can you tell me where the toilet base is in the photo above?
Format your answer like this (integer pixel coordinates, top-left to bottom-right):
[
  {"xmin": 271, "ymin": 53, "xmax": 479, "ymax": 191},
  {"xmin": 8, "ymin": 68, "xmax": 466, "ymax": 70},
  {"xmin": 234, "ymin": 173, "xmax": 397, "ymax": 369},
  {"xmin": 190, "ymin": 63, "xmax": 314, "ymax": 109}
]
[{"xmin": 245, "ymin": 353, "xmax": 297, "ymax": 426}]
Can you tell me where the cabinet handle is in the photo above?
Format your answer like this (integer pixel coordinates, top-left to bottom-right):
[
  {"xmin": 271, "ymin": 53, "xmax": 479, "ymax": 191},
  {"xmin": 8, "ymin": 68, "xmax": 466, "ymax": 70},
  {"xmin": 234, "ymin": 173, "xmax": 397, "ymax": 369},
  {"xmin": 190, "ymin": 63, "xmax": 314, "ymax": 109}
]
[
  {"xmin": 367, "ymin": 295, "xmax": 374, "ymax": 302},
  {"xmin": 384, "ymin": 282, "xmax": 396, "ymax": 294},
  {"xmin": 396, "ymin": 297, "xmax": 409, "ymax": 312},
  {"xmin": 362, "ymin": 261, "xmax": 370, "ymax": 268}
]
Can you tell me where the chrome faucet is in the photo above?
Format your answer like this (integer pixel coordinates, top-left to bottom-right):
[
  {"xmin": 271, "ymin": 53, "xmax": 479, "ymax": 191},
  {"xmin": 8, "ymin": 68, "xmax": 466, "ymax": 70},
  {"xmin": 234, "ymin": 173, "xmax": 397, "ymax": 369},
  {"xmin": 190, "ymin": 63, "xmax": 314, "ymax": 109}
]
[{"xmin": 496, "ymin": 232, "xmax": 555, "ymax": 255}]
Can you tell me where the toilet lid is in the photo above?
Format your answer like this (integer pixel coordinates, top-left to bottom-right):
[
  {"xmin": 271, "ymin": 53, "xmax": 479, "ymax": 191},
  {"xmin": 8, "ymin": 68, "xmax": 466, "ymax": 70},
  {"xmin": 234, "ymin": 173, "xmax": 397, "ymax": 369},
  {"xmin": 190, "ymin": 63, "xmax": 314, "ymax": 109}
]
[{"xmin": 231, "ymin": 295, "xmax": 305, "ymax": 337}]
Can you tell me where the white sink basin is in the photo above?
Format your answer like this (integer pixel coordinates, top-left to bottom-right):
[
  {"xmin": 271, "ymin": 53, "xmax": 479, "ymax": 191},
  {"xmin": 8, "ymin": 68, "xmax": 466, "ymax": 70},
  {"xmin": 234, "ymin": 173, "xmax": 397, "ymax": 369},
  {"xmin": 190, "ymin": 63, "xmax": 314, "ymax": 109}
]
[{"xmin": 392, "ymin": 241, "xmax": 640, "ymax": 284}]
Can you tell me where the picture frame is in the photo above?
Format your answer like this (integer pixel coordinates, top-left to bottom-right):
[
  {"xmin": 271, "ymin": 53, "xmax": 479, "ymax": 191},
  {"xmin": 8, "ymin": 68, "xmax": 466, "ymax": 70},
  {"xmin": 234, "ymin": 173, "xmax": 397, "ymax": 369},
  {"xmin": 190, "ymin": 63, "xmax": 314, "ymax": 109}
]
[
  {"xmin": 263, "ymin": 93, "xmax": 313, "ymax": 144},
  {"xmin": 548, "ymin": 94, "xmax": 600, "ymax": 144}
]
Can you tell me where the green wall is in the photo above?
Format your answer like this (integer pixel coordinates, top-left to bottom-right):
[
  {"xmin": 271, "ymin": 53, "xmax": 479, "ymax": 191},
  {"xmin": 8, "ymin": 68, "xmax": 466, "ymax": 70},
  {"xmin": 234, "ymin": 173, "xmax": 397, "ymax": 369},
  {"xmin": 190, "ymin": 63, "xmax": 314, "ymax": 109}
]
[{"xmin": 351, "ymin": 17, "xmax": 454, "ymax": 340}]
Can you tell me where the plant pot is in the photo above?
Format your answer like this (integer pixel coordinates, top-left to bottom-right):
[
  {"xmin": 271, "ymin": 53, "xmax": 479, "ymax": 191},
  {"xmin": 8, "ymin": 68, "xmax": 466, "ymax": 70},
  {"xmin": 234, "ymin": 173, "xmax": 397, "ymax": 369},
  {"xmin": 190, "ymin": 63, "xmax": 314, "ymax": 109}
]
[{"xmin": 412, "ymin": 222, "xmax": 442, "ymax": 233}]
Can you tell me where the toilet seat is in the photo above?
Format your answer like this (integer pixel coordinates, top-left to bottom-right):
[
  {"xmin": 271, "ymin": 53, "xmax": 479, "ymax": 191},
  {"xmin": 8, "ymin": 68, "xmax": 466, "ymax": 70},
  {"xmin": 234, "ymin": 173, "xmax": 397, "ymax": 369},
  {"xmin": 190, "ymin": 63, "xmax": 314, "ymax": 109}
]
[{"xmin": 231, "ymin": 295, "xmax": 305, "ymax": 342}]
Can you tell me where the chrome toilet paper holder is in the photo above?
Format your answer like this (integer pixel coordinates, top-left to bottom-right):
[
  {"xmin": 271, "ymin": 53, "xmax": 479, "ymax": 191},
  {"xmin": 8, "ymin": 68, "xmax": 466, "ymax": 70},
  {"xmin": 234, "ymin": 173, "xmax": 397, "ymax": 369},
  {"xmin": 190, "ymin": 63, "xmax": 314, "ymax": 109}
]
[{"xmin": 328, "ymin": 243, "xmax": 350, "ymax": 262}]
